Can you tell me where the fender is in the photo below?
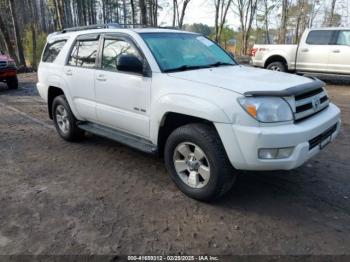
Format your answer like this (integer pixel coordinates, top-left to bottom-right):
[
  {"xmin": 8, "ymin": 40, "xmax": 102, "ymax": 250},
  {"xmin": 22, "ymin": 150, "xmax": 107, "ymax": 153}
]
[
  {"xmin": 150, "ymin": 94, "xmax": 231, "ymax": 144},
  {"xmin": 47, "ymin": 73, "xmax": 83, "ymax": 120},
  {"xmin": 263, "ymin": 49, "xmax": 290, "ymax": 68}
]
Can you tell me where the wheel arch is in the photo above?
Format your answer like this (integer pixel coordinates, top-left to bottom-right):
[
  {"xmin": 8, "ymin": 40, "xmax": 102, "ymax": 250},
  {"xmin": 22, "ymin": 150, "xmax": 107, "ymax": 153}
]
[
  {"xmin": 151, "ymin": 94, "xmax": 231, "ymax": 152},
  {"xmin": 157, "ymin": 112, "xmax": 220, "ymax": 157},
  {"xmin": 264, "ymin": 55, "xmax": 288, "ymax": 69},
  {"xmin": 47, "ymin": 86, "xmax": 64, "ymax": 119}
]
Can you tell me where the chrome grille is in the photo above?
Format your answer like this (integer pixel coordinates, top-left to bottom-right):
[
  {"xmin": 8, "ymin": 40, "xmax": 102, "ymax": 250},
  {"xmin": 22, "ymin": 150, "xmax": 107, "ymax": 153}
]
[
  {"xmin": 0, "ymin": 60, "xmax": 7, "ymax": 69},
  {"xmin": 294, "ymin": 87, "xmax": 329, "ymax": 121}
]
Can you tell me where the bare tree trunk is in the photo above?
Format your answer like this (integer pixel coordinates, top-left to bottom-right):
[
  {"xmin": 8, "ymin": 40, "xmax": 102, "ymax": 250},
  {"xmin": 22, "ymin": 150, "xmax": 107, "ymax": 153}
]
[
  {"xmin": 148, "ymin": 0, "xmax": 153, "ymax": 26},
  {"xmin": 153, "ymin": 0, "xmax": 158, "ymax": 26},
  {"xmin": 130, "ymin": 0, "xmax": 136, "ymax": 24},
  {"xmin": 9, "ymin": 0, "xmax": 26, "ymax": 69},
  {"xmin": 122, "ymin": 0, "xmax": 127, "ymax": 24},
  {"xmin": 214, "ymin": 0, "xmax": 220, "ymax": 42},
  {"xmin": 279, "ymin": 0, "xmax": 288, "ymax": 44},
  {"xmin": 173, "ymin": 0, "xmax": 177, "ymax": 26},
  {"xmin": 218, "ymin": 0, "xmax": 232, "ymax": 42},
  {"xmin": 27, "ymin": 0, "xmax": 37, "ymax": 70},
  {"xmin": 328, "ymin": 0, "xmax": 337, "ymax": 26},
  {"xmin": 39, "ymin": 0, "xmax": 47, "ymax": 32},
  {"xmin": 178, "ymin": 0, "xmax": 190, "ymax": 29},
  {"xmin": 263, "ymin": 0, "xmax": 270, "ymax": 44},
  {"xmin": 139, "ymin": 0, "xmax": 147, "ymax": 25},
  {"xmin": 54, "ymin": 0, "xmax": 65, "ymax": 29}
]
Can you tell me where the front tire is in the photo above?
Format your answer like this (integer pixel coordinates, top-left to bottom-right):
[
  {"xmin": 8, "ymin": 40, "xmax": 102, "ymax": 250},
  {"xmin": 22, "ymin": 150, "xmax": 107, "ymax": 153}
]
[
  {"xmin": 164, "ymin": 123, "xmax": 236, "ymax": 201},
  {"xmin": 52, "ymin": 95, "xmax": 84, "ymax": 142},
  {"xmin": 266, "ymin": 61, "xmax": 287, "ymax": 72},
  {"xmin": 7, "ymin": 76, "xmax": 18, "ymax": 89}
]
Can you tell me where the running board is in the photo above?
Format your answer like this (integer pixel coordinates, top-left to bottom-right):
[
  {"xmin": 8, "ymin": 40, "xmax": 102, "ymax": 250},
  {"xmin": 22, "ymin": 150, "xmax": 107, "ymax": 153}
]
[{"xmin": 78, "ymin": 122, "xmax": 158, "ymax": 154}]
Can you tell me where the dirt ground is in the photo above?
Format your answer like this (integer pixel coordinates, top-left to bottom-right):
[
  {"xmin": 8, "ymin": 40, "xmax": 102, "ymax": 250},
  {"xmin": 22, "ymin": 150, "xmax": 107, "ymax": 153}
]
[{"xmin": 0, "ymin": 73, "xmax": 349, "ymax": 256}]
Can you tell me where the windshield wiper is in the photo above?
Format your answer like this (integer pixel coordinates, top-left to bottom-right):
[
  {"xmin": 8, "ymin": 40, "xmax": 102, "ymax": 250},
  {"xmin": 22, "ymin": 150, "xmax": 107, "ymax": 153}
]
[
  {"xmin": 208, "ymin": 61, "xmax": 235, "ymax": 67},
  {"xmin": 163, "ymin": 64, "xmax": 211, "ymax": 73}
]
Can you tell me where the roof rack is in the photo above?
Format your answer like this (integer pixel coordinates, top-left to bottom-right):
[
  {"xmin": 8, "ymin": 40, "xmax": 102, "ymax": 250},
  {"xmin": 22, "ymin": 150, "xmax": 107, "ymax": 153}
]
[{"xmin": 61, "ymin": 23, "xmax": 180, "ymax": 33}]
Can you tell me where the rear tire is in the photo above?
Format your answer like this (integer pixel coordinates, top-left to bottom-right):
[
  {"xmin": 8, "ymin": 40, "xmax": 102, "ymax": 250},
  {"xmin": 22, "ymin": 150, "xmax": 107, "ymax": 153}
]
[
  {"xmin": 7, "ymin": 76, "xmax": 18, "ymax": 89},
  {"xmin": 52, "ymin": 95, "xmax": 84, "ymax": 142},
  {"xmin": 266, "ymin": 61, "xmax": 287, "ymax": 72},
  {"xmin": 164, "ymin": 123, "xmax": 236, "ymax": 201}
]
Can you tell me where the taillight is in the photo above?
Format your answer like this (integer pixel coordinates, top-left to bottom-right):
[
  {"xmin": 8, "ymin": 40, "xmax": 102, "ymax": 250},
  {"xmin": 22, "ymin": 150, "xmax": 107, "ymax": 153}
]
[{"xmin": 251, "ymin": 48, "xmax": 257, "ymax": 57}]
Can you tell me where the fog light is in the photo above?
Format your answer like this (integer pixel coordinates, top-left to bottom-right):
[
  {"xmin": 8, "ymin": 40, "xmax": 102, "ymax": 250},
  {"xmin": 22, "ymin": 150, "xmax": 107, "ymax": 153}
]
[{"xmin": 258, "ymin": 147, "xmax": 294, "ymax": 159}]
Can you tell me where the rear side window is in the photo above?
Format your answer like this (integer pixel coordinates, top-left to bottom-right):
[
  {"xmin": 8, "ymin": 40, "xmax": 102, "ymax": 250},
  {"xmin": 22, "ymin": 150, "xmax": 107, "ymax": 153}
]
[
  {"xmin": 42, "ymin": 40, "xmax": 67, "ymax": 62},
  {"xmin": 68, "ymin": 39, "xmax": 99, "ymax": 68},
  {"xmin": 306, "ymin": 30, "xmax": 333, "ymax": 45}
]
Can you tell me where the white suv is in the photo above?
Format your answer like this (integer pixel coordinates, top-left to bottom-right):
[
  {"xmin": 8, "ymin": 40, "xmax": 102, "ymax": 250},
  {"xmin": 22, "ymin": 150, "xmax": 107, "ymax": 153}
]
[{"xmin": 37, "ymin": 25, "xmax": 341, "ymax": 201}]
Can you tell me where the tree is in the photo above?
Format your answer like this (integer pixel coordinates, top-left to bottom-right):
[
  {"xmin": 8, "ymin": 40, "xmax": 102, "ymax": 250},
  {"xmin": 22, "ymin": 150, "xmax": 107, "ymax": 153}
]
[
  {"xmin": 328, "ymin": 0, "xmax": 337, "ymax": 26},
  {"xmin": 53, "ymin": 0, "xmax": 64, "ymax": 30},
  {"xmin": 278, "ymin": 0, "xmax": 288, "ymax": 44},
  {"xmin": 9, "ymin": 0, "xmax": 27, "ymax": 69},
  {"xmin": 27, "ymin": 0, "xmax": 37, "ymax": 70},
  {"xmin": 257, "ymin": 0, "xmax": 278, "ymax": 44},
  {"xmin": 130, "ymin": 0, "xmax": 136, "ymax": 24},
  {"xmin": 214, "ymin": 0, "xmax": 233, "ymax": 42},
  {"xmin": 232, "ymin": 0, "xmax": 258, "ymax": 55},
  {"xmin": 139, "ymin": 0, "xmax": 148, "ymax": 25},
  {"xmin": 172, "ymin": 0, "xmax": 191, "ymax": 29}
]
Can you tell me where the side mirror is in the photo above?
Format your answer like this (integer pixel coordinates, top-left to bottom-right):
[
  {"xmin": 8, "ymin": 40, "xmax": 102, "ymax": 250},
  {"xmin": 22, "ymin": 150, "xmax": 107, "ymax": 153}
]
[{"xmin": 116, "ymin": 54, "xmax": 143, "ymax": 74}]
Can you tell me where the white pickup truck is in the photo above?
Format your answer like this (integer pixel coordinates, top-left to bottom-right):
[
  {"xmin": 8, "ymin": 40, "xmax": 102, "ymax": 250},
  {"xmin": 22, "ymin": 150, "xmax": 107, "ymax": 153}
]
[{"xmin": 250, "ymin": 27, "xmax": 350, "ymax": 75}]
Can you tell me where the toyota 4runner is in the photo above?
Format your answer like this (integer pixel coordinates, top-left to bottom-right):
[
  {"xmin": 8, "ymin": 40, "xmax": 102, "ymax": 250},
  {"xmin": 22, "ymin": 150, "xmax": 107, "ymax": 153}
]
[{"xmin": 37, "ymin": 25, "xmax": 341, "ymax": 201}]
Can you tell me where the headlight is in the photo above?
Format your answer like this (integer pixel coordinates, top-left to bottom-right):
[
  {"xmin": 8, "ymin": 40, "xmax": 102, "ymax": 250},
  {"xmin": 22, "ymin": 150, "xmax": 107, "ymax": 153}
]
[{"xmin": 238, "ymin": 97, "xmax": 293, "ymax": 123}]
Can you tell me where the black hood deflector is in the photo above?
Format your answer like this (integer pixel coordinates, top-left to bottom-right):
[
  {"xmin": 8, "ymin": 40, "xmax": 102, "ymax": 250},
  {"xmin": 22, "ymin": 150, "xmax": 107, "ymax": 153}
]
[{"xmin": 243, "ymin": 77, "xmax": 325, "ymax": 97}]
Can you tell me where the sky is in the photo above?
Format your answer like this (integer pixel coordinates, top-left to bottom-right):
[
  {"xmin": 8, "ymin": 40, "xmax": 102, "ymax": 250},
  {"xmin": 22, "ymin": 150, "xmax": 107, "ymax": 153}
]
[
  {"xmin": 157, "ymin": 0, "xmax": 241, "ymax": 29},
  {"xmin": 157, "ymin": 0, "xmax": 350, "ymax": 30}
]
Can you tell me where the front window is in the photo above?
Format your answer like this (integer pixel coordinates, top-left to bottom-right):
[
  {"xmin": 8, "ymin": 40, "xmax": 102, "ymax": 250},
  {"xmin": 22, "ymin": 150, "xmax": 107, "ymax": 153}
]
[
  {"xmin": 336, "ymin": 31, "xmax": 350, "ymax": 45},
  {"xmin": 102, "ymin": 38, "xmax": 140, "ymax": 71},
  {"xmin": 140, "ymin": 33, "xmax": 236, "ymax": 72}
]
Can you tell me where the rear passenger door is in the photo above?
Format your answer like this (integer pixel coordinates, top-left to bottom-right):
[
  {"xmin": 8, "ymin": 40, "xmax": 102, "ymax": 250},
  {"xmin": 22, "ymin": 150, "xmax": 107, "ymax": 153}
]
[
  {"xmin": 296, "ymin": 30, "xmax": 334, "ymax": 72},
  {"xmin": 63, "ymin": 34, "xmax": 100, "ymax": 122},
  {"xmin": 94, "ymin": 34, "xmax": 151, "ymax": 138},
  {"xmin": 327, "ymin": 30, "xmax": 350, "ymax": 74}
]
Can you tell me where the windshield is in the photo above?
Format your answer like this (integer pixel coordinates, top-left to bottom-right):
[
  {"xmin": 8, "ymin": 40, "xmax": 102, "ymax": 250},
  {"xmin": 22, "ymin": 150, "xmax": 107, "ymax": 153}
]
[{"xmin": 140, "ymin": 33, "xmax": 237, "ymax": 72}]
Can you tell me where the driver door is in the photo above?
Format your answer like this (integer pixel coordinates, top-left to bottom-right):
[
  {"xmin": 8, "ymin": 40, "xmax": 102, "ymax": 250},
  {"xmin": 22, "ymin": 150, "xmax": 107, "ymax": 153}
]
[{"xmin": 94, "ymin": 34, "xmax": 152, "ymax": 138}]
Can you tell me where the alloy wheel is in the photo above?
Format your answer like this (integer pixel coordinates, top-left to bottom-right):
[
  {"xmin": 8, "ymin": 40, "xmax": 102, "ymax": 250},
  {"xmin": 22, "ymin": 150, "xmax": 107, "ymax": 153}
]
[{"xmin": 173, "ymin": 142, "xmax": 211, "ymax": 189}]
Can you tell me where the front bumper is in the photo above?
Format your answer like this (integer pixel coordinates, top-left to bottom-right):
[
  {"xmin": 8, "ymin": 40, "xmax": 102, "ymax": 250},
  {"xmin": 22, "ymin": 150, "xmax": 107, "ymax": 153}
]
[
  {"xmin": 0, "ymin": 68, "xmax": 17, "ymax": 79},
  {"xmin": 216, "ymin": 103, "xmax": 341, "ymax": 170}
]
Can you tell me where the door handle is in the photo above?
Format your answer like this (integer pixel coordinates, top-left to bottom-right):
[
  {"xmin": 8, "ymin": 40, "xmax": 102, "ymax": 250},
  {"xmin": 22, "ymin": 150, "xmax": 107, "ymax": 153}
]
[
  {"xmin": 65, "ymin": 69, "xmax": 73, "ymax": 76},
  {"xmin": 301, "ymin": 48, "xmax": 309, "ymax": 52},
  {"xmin": 332, "ymin": 49, "xmax": 341, "ymax": 53},
  {"xmin": 96, "ymin": 74, "xmax": 107, "ymax": 82}
]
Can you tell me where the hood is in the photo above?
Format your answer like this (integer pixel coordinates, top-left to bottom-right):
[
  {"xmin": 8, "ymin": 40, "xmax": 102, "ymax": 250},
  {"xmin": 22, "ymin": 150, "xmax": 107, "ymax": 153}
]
[
  {"xmin": 167, "ymin": 65, "xmax": 314, "ymax": 95},
  {"xmin": 0, "ymin": 54, "xmax": 13, "ymax": 61}
]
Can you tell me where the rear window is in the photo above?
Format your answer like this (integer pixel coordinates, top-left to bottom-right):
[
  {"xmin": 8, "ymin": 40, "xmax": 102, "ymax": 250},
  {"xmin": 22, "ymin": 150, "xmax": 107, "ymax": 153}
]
[
  {"xmin": 42, "ymin": 40, "xmax": 67, "ymax": 62},
  {"xmin": 306, "ymin": 30, "xmax": 333, "ymax": 45}
]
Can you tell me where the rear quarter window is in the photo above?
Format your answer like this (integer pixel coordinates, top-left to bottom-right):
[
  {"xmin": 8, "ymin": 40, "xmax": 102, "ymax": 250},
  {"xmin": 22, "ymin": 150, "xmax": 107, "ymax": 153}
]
[
  {"xmin": 306, "ymin": 30, "xmax": 334, "ymax": 45},
  {"xmin": 42, "ymin": 40, "xmax": 67, "ymax": 63}
]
